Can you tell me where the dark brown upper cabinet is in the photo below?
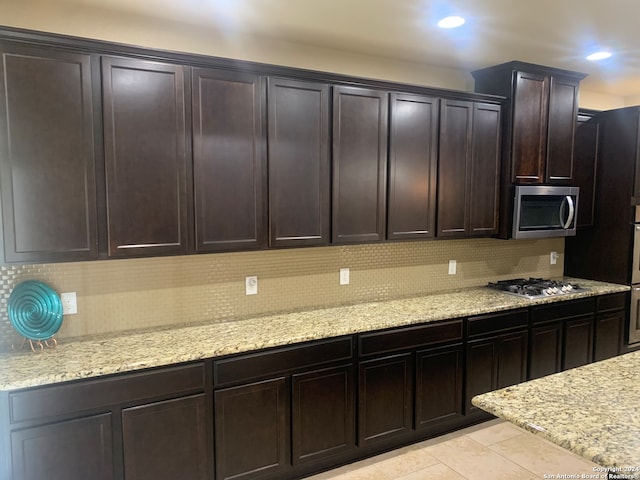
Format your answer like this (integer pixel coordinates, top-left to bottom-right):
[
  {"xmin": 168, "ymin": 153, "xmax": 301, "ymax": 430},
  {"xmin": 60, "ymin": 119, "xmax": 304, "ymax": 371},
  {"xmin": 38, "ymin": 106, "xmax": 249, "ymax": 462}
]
[
  {"xmin": 192, "ymin": 68, "xmax": 267, "ymax": 252},
  {"xmin": 472, "ymin": 61, "xmax": 585, "ymax": 185},
  {"xmin": 268, "ymin": 78, "xmax": 330, "ymax": 248},
  {"xmin": 102, "ymin": 56, "xmax": 190, "ymax": 258},
  {"xmin": 332, "ymin": 86, "xmax": 388, "ymax": 244},
  {"xmin": 0, "ymin": 43, "xmax": 99, "ymax": 263},
  {"xmin": 437, "ymin": 100, "xmax": 501, "ymax": 237},
  {"xmin": 572, "ymin": 109, "xmax": 600, "ymax": 229},
  {"xmin": 387, "ymin": 93, "xmax": 439, "ymax": 240}
]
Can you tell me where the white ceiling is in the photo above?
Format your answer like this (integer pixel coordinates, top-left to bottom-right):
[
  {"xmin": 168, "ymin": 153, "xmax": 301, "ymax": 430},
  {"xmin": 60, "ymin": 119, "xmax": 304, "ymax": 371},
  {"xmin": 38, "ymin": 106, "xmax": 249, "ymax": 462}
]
[{"xmin": 72, "ymin": 0, "xmax": 640, "ymax": 98}]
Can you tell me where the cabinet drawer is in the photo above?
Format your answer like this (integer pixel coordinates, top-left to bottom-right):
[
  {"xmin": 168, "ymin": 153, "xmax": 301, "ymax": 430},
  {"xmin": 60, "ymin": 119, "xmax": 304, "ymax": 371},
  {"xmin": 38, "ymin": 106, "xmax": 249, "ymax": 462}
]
[
  {"xmin": 9, "ymin": 362, "xmax": 205, "ymax": 424},
  {"xmin": 358, "ymin": 320, "xmax": 463, "ymax": 357},
  {"xmin": 467, "ymin": 309, "xmax": 528, "ymax": 338},
  {"xmin": 596, "ymin": 293, "xmax": 627, "ymax": 313},
  {"xmin": 214, "ymin": 337, "xmax": 353, "ymax": 387},
  {"xmin": 531, "ymin": 298, "xmax": 594, "ymax": 324}
]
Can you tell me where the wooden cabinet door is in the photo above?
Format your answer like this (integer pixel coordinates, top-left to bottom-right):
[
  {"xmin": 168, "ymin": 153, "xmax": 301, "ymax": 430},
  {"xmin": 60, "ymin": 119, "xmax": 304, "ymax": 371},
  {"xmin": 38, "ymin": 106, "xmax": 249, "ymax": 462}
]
[
  {"xmin": 437, "ymin": 99, "xmax": 472, "ymax": 237},
  {"xmin": 465, "ymin": 338, "xmax": 496, "ymax": 415},
  {"xmin": 214, "ymin": 378, "xmax": 289, "ymax": 480},
  {"xmin": 268, "ymin": 78, "xmax": 330, "ymax": 247},
  {"xmin": 358, "ymin": 353, "xmax": 412, "ymax": 445},
  {"xmin": 291, "ymin": 364, "xmax": 354, "ymax": 465},
  {"xmin": 594, "ymin": 310, "xmax": 623, "ymax": 361},
  {"xmin": 563, "ymin": 316, "xmax": 594, "ymax": 370},
  {"xmin": 387, "ymin": 93, "xmax": 438, "ymax": 240},
  {"xmin": 529, "ymin": 322, "xmax": 563, "ymax": 379},
  {"xmin": 415, "ymin": 344, "xmax": 463, "ymax": 431},
  {"xmin": 332, "ymin": 86, "xmax": 388, "ymax": 243},
  {"xmin": 11, "ymin": 413, "xmax": 113, "ymax": 480},
  {"xmin": 102, "ymin": 57, "xmax": 189, "ymax": 257},
  {"xmin": 0, "ymin": 43, "xmax": 98, "ymax": 263},
  {"xmin": 546, "ymin": 77, "xmax": 579, "ymax": 183},
  {"xmin": 122, "ymin": 394, "xmax": 209, "ymax": 480},
  {"xmin": 573, "ymin": 112, "xmax": 600, "ymax": 228},
  {"xmin": 511, "ymin": 71, "xmax": 549, "ymax": 183},
  {"xmin": 192, "ymin": 68, "xmax": 266, "ymax": 252},
  {"xmin": 469, "ymin": 102, "xmax": 501, "ymax": 235},
  {"xmin": 496, "ymin": 331, "xmax": 528, "ymax": 389}
]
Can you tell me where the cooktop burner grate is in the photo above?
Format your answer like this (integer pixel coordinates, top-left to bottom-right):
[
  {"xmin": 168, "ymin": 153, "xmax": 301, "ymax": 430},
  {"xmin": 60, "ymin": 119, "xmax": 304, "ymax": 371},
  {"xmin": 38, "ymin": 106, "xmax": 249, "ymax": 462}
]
[{"xmin": 487, "ymin": 278, "xmax": 587, "ymax": 299}]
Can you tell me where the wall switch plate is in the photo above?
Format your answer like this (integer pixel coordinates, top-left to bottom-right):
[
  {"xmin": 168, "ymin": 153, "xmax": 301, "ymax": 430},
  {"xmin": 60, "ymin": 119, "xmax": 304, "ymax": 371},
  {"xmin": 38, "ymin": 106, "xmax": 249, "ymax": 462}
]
[
  {"xmin": 245, "ymin": 276, "xmax": 258, "ymax": 295},
  {"xmin": 60, "ymin": 292, "xmax": 78, "ymax": 315},
  {"xmin": 448, "ymin": 260, "xmax": 457, "ymax": 275},
  {"xmin": 550, "ymin": 251, "xmax": 558, "ymax": 265},
  {"xmin": 340, "ymin": 268, "xmax": 350, "ymax": 285}
]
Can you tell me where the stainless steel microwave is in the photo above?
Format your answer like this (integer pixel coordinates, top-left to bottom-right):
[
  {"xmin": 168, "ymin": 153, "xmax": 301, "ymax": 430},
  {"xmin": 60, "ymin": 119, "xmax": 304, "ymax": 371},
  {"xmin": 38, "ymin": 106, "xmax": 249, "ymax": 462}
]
[{"xmin": 512, "ymin": 186, "xmax": 579, "ymax": 239}]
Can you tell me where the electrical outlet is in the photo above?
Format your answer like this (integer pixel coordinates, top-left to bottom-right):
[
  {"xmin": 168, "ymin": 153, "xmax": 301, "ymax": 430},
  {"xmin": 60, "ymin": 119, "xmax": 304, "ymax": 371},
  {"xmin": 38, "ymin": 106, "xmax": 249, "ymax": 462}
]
[
  {"xmin": 245, "ymin": 276, "xmax": 258, "ymax": 295},
  {"xmin": 448, "ymin": 260, "xmax": 457, "ymax": 275},
  {"xmin": 550, "ymin": 251, "xmax": 558, "ymax": 265},
  {"xmin": 340, "ymin": 268, "xmax": 350, "ymax": 285},
  {"xmin": 60, "ymin": 292, "xmax": 78, "ymax": 315}
]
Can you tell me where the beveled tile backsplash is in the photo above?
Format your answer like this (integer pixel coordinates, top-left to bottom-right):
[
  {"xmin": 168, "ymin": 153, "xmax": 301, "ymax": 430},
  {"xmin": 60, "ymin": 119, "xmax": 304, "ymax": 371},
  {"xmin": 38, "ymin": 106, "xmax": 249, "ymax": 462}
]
[{"xmin": 0, "ymin": 237, "xmax": 564, "ymax": 351}]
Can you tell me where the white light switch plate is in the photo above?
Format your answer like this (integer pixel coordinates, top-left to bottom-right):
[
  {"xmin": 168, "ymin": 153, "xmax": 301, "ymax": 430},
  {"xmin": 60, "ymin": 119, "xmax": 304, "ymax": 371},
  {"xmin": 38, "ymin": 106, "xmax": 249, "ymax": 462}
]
[
  {"xmin": 550, "ymin": 251, "xmax": 558, "ymax": 265},
  {"xmin": 448, "ymin": 260, "xmax": 457, "ymax": 275},
  {"xmin": 340, "ymin": 268, "xmax": 350, "ymax": 285},
  {"xmin": 245, "ymin": 276, "xmax": 258, "ymax": 295}
]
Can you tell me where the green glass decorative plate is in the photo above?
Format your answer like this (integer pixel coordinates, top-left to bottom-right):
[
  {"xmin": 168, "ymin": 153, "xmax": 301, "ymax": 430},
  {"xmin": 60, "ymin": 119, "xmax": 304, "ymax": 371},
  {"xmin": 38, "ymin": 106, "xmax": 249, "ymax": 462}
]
[{"xmin": 8, "ymin": 280, "xmax": 63, "ymax": 340}]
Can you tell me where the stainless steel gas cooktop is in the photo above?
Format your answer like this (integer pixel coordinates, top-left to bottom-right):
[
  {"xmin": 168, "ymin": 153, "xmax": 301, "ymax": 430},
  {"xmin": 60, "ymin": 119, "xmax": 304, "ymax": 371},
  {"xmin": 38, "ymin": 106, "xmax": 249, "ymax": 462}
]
[{"xmin": 487, "ymin": 278, "xmax": 587, "ymax": 299}]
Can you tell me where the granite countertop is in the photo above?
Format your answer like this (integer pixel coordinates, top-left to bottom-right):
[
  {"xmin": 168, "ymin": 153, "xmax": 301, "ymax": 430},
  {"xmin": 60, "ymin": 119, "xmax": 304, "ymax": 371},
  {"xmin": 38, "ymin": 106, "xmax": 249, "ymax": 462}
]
[
  {"xmin": 472, "ymin": 350, "xmax": 640, "ymax": 472},
  {"xmin": 0, "ymin": 278, "xmax": 628, "ymax": 392}
]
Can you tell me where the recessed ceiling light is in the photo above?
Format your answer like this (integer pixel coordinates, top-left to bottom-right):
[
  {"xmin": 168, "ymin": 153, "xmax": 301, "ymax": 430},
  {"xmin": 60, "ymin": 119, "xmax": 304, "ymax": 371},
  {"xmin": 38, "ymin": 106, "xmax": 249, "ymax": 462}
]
[
  {"xmin": 586, "ymin": 51, "xmax": 612, "ymax": 61},
  {"xmin": 437, "ymin": 16, "xmax": 466, "ymax": 28}
]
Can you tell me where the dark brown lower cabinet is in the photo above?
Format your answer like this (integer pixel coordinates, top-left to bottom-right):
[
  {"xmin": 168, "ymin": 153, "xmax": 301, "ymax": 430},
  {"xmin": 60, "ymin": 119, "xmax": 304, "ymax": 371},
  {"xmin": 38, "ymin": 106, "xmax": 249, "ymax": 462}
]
[
  {"xmin": 358, "ymin": 353, "xmax": 413, "ymax": 446},
  {"xmin": 563, "ymin": 316, "xmax": 594, "ymax": 370},
  {"xmin": 122, "ymin": 394, "xmax": 209, "ymax": 480},
  {"xmin": 292, "ymin": 365, "xmax": 355, "ymax": 465},
  {"xmin": 214, "ymin": 378, "xmax": 289, "ymax": 480},
  {"xmin": 529, "ymin": 322, "xmax": 563, "ymax": 379},
  {"xmin": 529, "ymin": 298, "xmax": 596, "ymax": 379},
  {"xmin": 415, "ymin": 344, "xmax": 464, "ymax": 430},
  {"xmin": 465, "ymin": 331, "xmax": 528, "ymax": 415},
  {"xmin": 594, "ymin": 293, "xmax": 626, "ymax": 361},
  {"xmin": 10, "ymin": 414, "xmax": 114, "ymax": 480}
]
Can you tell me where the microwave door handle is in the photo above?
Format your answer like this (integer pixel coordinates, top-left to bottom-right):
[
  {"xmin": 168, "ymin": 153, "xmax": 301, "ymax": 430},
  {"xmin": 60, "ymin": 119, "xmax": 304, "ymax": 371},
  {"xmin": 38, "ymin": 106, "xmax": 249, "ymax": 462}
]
[{"xmin": 560, "ymin": 195, "xmax": 575, "ymax": 229}]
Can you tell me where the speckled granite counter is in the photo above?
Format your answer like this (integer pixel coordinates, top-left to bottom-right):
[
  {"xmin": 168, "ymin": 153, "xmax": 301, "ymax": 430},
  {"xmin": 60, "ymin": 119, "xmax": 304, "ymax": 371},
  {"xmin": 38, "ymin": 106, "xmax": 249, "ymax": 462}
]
[
  {"xmin": 472, "ymin": 350, "xmax": 640, "ymax": 471},
  {"xmin": 0, "ymin": 278, "xmax": 628, "ymax": 392}
]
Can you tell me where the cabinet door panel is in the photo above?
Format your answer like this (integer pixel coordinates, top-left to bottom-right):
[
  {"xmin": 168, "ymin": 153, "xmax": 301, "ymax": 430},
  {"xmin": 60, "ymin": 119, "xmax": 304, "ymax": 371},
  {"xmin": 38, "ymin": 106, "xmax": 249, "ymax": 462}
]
[
  {"xmin": 214, "ymin": 378, "xmax": 288, "ymax": 480},
  {"xmin": 437, "ymin": 99, "xmax": 472, "ymax": 237},
  {"xmin": 292, "ymin": 365, "xmax": 354, "ymax": 465},
  {"xmin": 102, "ymin": 57, "xmax": 188, "ymax": 257},
  {"xmin": 563, "ymin": 316, "xmax": 594, "ymax": 370},
  {"xmin": 497, "ymin": 331, "xmax": 528, "ymax": 389},
  {"xmin": 529, "ymin": 323, "xmax": 563, "ymax": 379},
  {"xmin": 358, "ymin": 353, "xmax": 412, "ymax": 445},
  {"xmin": 268, "ymin": 78, "xmax": 330, "ymax": 247},
  {"xmin": 573, "ymin": 113, "xmax": 599, "ymax": 228},
  {"xmin": 0, "ymin": 44, "xmax": 98, "ymax": 262},
  {"xmin": 415, "ymin": 344, "xmax": 463, "ymax": 430},
  {"xmin": 465, "ymin": 339, "xmax": 496, "ymax": 415},
  {"xmin": 546, "ymin": 77, "xmax": 579, "ymax": 183},
  {"xmin": 594, "ymin": 311, "xmax": 623, "ymax": 361},
  {"xmin": 11, "ymin": 413, "xmax": 113, "ymax": 480},
  {"xmin": 332, "ymin": 86, "xmax": 388, "ymax": 243},
  {"xmin": 387, "ymin": 93, "xmax": 438, "ymax": 240},
  {"xmin": 512, "ymin": 72, "xmax": 549, "ymax": 183},
  {"xmin": 192, "ymin": 68, "xmax": 266, "ymax": 252},
  {"xmin": 122, "ymin": 394, "xmax": 209, "ymax": 480},
  {"xmin": 469, "ymin": 103, "xmax": 501, "ymax": 235}
]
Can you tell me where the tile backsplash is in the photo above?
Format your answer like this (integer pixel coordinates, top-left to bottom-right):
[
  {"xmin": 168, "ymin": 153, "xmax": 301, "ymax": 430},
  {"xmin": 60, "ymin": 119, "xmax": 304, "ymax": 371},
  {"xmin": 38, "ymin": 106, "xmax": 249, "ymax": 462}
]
[{"xmin": 0, "ymin": 237, "xmax": 564, "ymax": 351}]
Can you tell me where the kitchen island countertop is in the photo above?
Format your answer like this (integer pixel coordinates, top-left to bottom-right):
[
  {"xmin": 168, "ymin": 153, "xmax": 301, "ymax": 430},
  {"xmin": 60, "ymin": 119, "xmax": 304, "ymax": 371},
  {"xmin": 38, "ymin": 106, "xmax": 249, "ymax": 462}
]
[
  {"xmin": 0, "ymin": 278, "xmax": 628, "ymax": 391},
  {"xmin": 472, "ymin": 349, "xmax": 640, "ymax": 472}
]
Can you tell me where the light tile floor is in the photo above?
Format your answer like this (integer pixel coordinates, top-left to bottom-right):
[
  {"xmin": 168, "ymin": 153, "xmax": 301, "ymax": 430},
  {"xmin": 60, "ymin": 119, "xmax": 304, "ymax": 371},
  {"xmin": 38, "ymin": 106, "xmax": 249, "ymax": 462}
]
[{"xmin": 305, "ymin": 419, "xmax": 600, "ymax": 480}]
